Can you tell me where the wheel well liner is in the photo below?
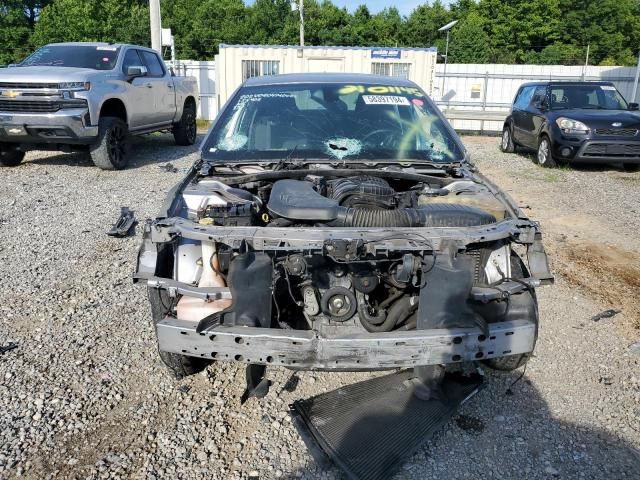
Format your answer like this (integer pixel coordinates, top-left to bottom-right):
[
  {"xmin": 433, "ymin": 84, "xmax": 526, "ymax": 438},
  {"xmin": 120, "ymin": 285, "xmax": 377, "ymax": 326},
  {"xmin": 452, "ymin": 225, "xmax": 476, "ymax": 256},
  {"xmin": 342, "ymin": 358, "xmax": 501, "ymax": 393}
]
[
  {"xmin": 100, "ymin": 98, "xmax": 127, "ymax": 124},
  {"xmin": 184, "ymin": 96, "xmax": 196, "ymax": 111}
]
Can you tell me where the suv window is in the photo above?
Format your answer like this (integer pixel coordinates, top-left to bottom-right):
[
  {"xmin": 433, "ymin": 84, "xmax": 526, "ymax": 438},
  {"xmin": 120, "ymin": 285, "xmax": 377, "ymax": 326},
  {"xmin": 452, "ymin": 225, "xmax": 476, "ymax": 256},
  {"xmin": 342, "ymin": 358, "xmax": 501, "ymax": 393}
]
[
  {"xmin": 122, "ymin": 49, "xmax": 143, "ymax": 74},
  {"xmin": 514, "ymin": 86, "xmax": 535, "ymax": 110},
  {"xmin": 140, "ymin": 51, "xmax": 165, "ymax": 77},
  {"xmin": 531, "ymin": 86, "xmax": 548, "ymax": 107},
  {"xmin": 550, "ymin": 85, "xmax": 628, "ymax": 110}
]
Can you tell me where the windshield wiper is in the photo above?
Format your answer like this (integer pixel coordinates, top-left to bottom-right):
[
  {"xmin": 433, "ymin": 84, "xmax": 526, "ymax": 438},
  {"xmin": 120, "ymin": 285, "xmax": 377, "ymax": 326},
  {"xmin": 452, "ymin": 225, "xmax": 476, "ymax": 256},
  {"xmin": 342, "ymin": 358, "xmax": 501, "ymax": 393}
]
[{"xmin": 273, "ymin": 145, "xmax": 301, "ymax": 171}]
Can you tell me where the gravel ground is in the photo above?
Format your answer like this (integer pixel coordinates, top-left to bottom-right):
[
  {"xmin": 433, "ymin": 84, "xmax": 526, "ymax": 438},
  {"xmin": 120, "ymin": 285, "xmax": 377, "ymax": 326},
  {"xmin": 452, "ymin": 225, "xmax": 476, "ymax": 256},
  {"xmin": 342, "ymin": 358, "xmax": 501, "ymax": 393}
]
[{"xmin": 0, "ymin": 134, "xmax": 638, "ymax": 480}]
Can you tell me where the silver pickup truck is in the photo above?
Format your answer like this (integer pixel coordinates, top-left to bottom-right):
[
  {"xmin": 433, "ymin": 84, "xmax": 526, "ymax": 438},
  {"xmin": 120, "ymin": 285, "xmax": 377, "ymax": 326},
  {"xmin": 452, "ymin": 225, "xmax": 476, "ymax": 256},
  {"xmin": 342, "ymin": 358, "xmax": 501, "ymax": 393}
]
[{"xmin": 0, "ymin": 42, "xmax": 198, "ymax": 170}]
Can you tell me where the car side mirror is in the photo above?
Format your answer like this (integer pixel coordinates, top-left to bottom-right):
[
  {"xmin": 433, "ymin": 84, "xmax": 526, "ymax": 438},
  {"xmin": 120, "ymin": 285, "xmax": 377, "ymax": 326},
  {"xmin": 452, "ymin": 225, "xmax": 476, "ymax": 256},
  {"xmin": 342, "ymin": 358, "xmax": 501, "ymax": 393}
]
[
  {"xmin": 127, "ymin": 65, "xmax": 147, "ymax": 79},
  {"xmin": 629, "ymin": 102, "xmax": 639, "ymax": 111}
]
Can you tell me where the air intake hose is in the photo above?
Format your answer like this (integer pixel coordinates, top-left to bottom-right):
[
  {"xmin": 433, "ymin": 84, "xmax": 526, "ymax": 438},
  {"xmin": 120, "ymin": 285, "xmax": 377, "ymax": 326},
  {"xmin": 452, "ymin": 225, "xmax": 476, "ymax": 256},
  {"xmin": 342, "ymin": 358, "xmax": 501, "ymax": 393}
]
[
  {"xmin": 331, "ymin": 208, "xmax": 422, "ymax": 228},
  {"xmin": 329, "ymin": 204, "xmax": 497, "ymax": 228}
]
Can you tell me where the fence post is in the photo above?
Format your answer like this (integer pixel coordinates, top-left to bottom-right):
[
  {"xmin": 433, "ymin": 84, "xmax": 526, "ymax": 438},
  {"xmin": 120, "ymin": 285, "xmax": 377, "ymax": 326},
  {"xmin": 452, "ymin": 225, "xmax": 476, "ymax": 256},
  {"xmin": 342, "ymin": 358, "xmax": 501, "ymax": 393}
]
[
  {"xmin": 632, "ymin": 50, "xmax": 640, "ymax": 103},
  {"xmin": 480, "ymin": 71, "xmax": 489, "ymax": 135}
]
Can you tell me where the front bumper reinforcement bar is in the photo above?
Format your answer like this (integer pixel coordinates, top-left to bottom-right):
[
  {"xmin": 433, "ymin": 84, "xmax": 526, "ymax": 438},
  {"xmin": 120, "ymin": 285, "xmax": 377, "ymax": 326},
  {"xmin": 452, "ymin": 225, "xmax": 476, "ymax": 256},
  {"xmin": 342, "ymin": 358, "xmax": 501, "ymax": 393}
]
[{"xmin": 156, "ymin": 318, "xmax": 536, "ymax": 370}]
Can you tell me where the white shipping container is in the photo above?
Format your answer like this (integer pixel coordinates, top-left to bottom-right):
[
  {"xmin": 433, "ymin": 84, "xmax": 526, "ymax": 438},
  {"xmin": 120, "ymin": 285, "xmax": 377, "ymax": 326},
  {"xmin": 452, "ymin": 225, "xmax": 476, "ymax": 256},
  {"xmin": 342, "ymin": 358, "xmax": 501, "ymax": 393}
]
[{"xmin": 214, "ymin": 44, "xmax": 438, "ymax": 110}]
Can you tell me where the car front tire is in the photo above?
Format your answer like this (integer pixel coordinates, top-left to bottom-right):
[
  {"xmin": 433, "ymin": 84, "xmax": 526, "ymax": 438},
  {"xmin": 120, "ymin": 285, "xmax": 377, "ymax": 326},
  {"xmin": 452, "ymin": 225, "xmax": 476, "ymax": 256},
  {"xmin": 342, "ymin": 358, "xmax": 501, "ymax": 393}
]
[
  {"xmin": 90, "ymin": 117, "xmax": 130, "ymax": 170},
  {"xmin": 500, "ymin": 126, "xmax": 516, "ymax": 153},
  {"xmin": 484, "ymin": 255, "xmax": 538, "ymax": 371},
  {"xmin": 535, "ymin": 135, "xmax": 558, "ymax": 168},
  {"xmin": 148, "ymin": 288, "xmax": 212, "ymax": 379},
  {"xmin": 0, "ymin": 145, "xmax": 25, "ymax": 167}
]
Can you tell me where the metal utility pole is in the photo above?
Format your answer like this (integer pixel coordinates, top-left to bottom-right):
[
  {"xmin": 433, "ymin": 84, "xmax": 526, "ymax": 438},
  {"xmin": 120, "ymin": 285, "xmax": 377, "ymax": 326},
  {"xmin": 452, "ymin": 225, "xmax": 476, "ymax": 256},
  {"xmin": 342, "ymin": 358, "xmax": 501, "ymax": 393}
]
[
  {"xmin": 149, "ymin": 0, "xmax": 162, "ymax": 54},
  {"xmin": 438, "ymin": 20, "xmax": 458, "ymax": 99},
  {"xmin": 299, "ymin": 0, "xmax": 305, "ymax": 47},
  {"xmin": 291, "ymin": 0, "xmax": 304, "ymax": 46},
  {"xmin": 582, "ymin": 44, "xmax": 590, "ymax": 80}
]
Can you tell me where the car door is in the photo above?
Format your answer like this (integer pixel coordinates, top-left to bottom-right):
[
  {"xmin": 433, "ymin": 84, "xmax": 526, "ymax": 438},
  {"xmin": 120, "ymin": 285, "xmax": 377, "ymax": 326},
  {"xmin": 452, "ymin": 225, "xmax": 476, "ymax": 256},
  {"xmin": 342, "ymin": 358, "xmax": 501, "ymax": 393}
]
[
  {"xmin": 139, "ymin": 50, "xmax": 176, "ymax": 125},
  {"xmin": 523, "ymin": 85, "xmax": 549, "ymax": 147},
  {"xmin": 121, "ymin": 48, "xmax": 155, "ymax": 130},
  {"xmin": 511, "ymin": 86, "xmax": 535, "ymax": 146}
]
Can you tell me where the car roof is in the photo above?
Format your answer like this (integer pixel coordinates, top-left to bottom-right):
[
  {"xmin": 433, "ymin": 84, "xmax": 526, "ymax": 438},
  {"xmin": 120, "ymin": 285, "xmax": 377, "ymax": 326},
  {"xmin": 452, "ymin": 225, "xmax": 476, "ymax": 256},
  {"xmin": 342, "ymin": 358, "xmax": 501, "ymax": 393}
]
[
  {"xmin": 244, "ymin": 73, "xmax": 419, "ymax": 88},
  {"xmin": 518, "ymin": 80, "xmax": 615, "ymax": 88},
  {"xmin": 45, "ymin": 42, "xmax": 155, "ymax": 52}
]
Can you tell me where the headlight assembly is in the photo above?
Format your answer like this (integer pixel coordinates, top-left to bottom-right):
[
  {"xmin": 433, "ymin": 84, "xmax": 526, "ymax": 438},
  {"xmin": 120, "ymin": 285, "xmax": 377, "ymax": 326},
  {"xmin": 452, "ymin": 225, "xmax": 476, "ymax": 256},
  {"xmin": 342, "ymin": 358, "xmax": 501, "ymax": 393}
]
[
  {"xmin": 58, "ymin": 81, "xmax": 91, "ymax": 90},
  {"xmin": 556, "ymin": 117, "xmax": 589, "ymax": 134}
]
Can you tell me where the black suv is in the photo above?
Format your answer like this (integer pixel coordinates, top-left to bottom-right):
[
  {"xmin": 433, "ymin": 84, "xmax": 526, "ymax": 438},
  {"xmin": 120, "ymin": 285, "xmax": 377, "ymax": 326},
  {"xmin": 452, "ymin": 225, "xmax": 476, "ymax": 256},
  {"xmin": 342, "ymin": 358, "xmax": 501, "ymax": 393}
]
[{"xmin": 501, "ymin": 81, "xmax": 640, "ymax": 171}]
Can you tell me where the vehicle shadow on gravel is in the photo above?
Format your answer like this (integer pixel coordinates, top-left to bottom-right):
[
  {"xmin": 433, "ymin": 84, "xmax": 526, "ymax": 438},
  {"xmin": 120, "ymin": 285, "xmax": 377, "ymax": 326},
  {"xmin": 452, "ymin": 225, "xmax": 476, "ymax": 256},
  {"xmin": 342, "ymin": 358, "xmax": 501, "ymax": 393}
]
[
  {"xmin": 21, "ymin": 133, "xmax": 205, "ymax": 170},
  {"xmin": 284, "ymin": 370, "xmax": 640, "ymax": 480}
]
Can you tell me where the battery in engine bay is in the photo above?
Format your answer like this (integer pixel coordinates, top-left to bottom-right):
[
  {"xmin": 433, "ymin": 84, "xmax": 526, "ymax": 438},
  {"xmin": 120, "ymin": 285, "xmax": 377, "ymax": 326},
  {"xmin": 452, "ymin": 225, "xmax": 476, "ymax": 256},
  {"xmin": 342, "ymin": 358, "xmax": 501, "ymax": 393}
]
[{"xmin": 201, "ymin": 203, "xmax": 255, "ymax": 226}]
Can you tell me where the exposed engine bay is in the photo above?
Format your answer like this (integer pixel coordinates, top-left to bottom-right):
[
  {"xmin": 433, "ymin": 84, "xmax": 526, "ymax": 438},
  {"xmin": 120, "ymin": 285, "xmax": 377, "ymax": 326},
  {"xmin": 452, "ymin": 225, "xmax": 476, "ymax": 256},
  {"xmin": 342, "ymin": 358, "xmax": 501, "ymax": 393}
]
[
  {"xmin": 176, "ymin": 171, "xmax": 506, "ymax": 332},
  {"xmin": 136, "ymin": 161, "xmax": 553, "ymax": 371}
]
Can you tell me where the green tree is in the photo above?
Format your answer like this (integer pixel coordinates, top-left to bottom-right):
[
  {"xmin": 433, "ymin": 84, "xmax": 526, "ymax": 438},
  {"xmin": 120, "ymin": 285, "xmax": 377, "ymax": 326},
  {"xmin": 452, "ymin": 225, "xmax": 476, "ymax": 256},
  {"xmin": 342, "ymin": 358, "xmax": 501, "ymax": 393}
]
[
  {"xmin": 5, "ymin": 0, "xmax": 640, "ymax": 66},
  {"xmin": 559, "ymin": 0, "xmax": 640, "ymax": 66},
  {"xmin": 528, "ymin": 43, "xmax": 585, "ymax": 65},
  {"xmin": 448, "ymin": 11, "xmax": 490, "ymax": 63},
  {"xmin": 0, "ymin": 4, "xmax": 31, "ymax": 64},
  {"xmin": 0, "ymin": 0, "xmax": 53, "ymax": 64},
  {"xmin": 474, "ymin": 0, "xmax": 561, "ymax": 63},
  {"xmin": 188, "ymin": 0, "xmax": 252, "ymax": 59},
  {"xmin": 247, "ymin": 0, "xmax": 293, "ymax": 44},
  {"xmin": 402, "ymin": 1, "xmax": 452, "ymax": 49},
  {"xmin": 32, "ymin": 0, "xmax": 149, "ymax": 47},
  {"xmin": 162, "ymin": 0, "xmax": 204, "ymax": 59}
]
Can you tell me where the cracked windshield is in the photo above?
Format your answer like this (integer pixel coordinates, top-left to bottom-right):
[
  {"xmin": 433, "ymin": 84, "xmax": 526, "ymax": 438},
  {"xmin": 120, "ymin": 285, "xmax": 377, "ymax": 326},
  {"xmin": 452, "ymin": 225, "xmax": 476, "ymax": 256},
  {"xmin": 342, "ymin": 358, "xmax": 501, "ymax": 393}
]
[{"xmin": 204, "ymin": 83, "xmax": 464, "ymax": 163}]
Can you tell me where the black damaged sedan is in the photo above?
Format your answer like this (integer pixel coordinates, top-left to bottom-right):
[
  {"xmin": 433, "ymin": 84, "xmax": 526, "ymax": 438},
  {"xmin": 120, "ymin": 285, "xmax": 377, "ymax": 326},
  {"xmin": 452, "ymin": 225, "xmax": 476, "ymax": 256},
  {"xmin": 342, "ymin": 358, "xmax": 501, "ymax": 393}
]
[
  {"xmin": 501, "ymin": 81, "xmax": 640, "ymax": 171},
  {"xmin": 136, "ymin": 74, "xmax": 552, "ymax": 399}
]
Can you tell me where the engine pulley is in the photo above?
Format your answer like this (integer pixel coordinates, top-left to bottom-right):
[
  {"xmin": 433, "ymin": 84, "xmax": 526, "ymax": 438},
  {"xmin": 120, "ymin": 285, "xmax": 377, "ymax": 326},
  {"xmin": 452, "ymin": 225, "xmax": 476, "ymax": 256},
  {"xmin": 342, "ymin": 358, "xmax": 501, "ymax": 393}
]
[
  {"xmin": 321, "ymin": 287, "xmax": 357, "ymax": 322},
  {"xmin": 352, "ymin": 273, "xmax": 379, "ymax": 293}
]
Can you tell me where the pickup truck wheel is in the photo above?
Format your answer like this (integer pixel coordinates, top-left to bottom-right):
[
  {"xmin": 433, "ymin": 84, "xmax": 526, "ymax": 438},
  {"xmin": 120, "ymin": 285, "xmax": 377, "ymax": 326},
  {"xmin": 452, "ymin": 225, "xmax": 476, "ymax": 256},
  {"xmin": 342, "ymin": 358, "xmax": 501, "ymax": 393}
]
[
  {"xmin": 148, "ymin": 287, "xmax": 212, "ymax": 379},
  {"xmin": 173, "ymin": 104, "xmax": 197, "ymax": 146},
  {"xmin": 0, "ymin": 145, "xmax": 25, "ymax": 167},
  {"xmin": 90, "ymin": 117, "xmax": 130, "ymax": 170}
]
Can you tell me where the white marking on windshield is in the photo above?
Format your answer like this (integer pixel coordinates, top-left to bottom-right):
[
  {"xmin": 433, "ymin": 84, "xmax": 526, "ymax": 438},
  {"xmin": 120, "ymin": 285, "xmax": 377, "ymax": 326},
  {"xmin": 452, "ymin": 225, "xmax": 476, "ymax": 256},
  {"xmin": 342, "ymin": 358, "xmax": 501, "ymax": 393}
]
[{"xmin": 362, "ymin": 95, "xmax": 410, "ymax": 106}]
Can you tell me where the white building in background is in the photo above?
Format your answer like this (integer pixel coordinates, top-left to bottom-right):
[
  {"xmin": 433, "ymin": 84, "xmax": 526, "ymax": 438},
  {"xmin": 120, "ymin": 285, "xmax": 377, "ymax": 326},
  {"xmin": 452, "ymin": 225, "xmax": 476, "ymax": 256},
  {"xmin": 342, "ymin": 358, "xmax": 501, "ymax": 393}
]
[{"xmin": 214, "ymin": 44, "xmax": 438, "ymax": 109}]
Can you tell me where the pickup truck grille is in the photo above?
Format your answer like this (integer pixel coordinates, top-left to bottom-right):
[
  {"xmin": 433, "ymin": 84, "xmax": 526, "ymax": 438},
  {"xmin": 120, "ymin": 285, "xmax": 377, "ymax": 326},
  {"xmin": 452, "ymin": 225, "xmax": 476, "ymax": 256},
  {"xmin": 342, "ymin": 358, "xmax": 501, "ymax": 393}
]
[
  {"xmin": 594, "ymin": 128, "xmax": 638, "ymax": 137},
  {"xmin": 0, "ymin": 82, "xmax": 61, "ymax": 90},
  {"xmin": 583, "ymin": 143, "xmax": 640, "ymax": 157},
  {"xmin": 0, "ymin": 100, "xmax": 61, "ymax": 113}
]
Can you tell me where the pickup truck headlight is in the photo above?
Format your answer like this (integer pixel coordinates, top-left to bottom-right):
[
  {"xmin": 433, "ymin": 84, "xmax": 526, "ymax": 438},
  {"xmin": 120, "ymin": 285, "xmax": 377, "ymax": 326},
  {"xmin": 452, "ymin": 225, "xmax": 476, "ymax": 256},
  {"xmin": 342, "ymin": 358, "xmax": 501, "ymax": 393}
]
[
  {"xmin": 59, "ymin": 82, "xmax": 91, "ymax": 91},
  {"xmin": 556, "ymin": 117, "xmax": 589, "ymax": 134}
]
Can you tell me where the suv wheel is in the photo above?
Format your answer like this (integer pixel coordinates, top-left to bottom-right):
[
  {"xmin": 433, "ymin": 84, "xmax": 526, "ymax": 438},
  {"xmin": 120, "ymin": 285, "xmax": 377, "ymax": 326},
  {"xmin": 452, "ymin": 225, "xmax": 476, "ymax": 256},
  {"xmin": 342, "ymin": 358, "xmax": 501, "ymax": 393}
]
[
  {"xmin": 623, "ymin": 163, "xmax": 640, "ymax": 172},
  {"xmin": 173, "ymin": 103, "xmax": 197, "ymax": 146},
  {"xmin": 90, "ymin": 117, "xmax": 130, "ymax": 170},
  {"xmin": 500, "ymin": 126, "xmax": 515, "ymax": 153},
  {"xmin": 535, "ymin": 135, "xmax": 557, "ymax": 168},
  {"xmin": 0, "ymin": 145, "xmax": 25, "ymax": 167}
]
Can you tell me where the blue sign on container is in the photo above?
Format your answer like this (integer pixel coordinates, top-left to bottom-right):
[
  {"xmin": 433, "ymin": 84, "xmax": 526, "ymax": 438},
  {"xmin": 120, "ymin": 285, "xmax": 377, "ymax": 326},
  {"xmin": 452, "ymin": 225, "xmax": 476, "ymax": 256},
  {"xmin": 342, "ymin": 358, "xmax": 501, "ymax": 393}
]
[{"xmin": 371, "ymin": 49, "xmax": 402, "ymax": 59}]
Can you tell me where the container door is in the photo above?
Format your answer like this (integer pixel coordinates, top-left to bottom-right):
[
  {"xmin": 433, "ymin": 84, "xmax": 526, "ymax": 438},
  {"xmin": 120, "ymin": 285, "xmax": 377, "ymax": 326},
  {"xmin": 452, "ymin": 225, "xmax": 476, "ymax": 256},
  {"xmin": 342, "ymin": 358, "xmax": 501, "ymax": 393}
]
[{"xmin": 307, "ymin": 58, "xmax": 345, "ymax": 73}]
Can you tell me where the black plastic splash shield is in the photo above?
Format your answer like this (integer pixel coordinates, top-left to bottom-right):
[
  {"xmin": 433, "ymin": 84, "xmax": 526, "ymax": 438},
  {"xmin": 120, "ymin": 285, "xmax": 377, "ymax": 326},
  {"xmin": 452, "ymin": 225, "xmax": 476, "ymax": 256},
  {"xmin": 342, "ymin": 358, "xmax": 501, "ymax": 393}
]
[{"xmin": 290, "ymin": 370, "xmax": 483, "ymax": 480}]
